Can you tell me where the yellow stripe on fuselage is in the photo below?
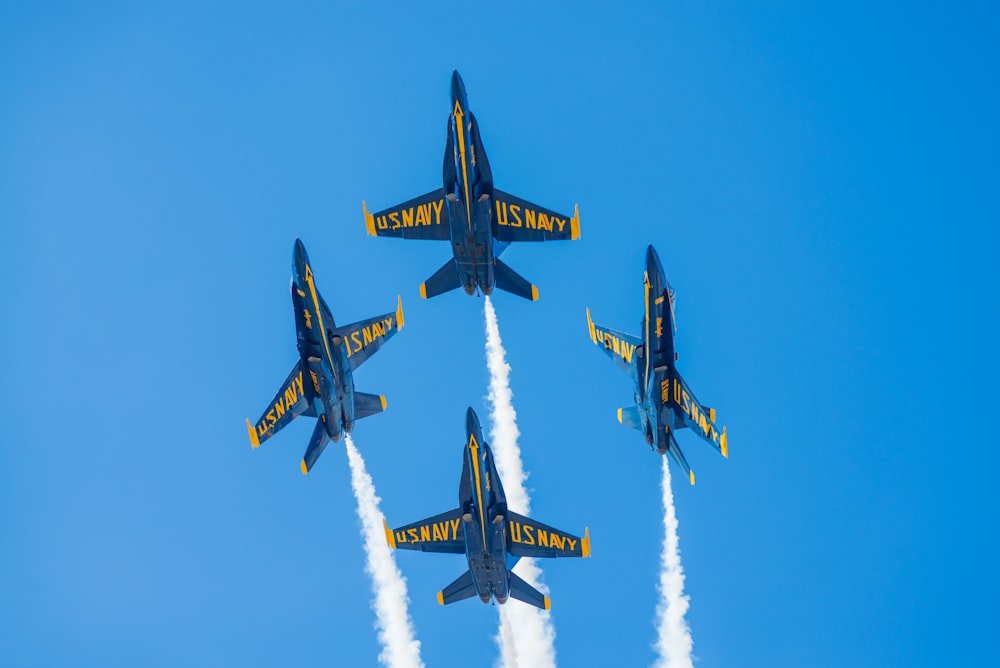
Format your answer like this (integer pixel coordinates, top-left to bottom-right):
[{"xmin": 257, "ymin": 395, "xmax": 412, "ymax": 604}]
[
  {"xmin": 304, "ymin": 265, "xmax": 335, "ymax": 372},
  {"xmin": 469, "ymin": 434, "xmax": 488, "ymax": 551},
  {"xmin": 454, "ymin": 101, "xmax": 472, "ymax": 232},
  {"xmin": 643, "ymin": 271, "xmax": 651, "ymax": 387}
]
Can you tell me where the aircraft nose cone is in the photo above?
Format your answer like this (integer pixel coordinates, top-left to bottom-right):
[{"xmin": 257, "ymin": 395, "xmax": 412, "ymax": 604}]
[
  {"xmin": 646, "ymin": 244, "xmax": 665, "ymax": 282},
  {"xmin": 451, "ymin": 70, "xmax": 468, "ymax": 109},
  {"xmin": 293, "ymin": 238, "xmax": 311, "ymax": 281},
  {"xmin": 465, "ymin": 407, "xmax": 482, "ymax": 442}
]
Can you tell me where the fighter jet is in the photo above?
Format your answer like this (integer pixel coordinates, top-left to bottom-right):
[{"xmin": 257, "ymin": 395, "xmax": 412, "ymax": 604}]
[
  {"xmin": 586, "ymin": 245, "xmax": 728, "ymax": 485},
  {"xmin": 384, "ymin": 408, "xmax": 590, "ymax": 609},
  {"xmin": 362, "ymin": 70, "xmax": 580, "ymax": 301},
  {"xmin": 246, "ymin": 238, "xmax": 404, "ymax": 474}
]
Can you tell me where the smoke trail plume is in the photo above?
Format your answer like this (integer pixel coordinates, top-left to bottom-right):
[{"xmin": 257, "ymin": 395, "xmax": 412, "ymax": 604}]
[
  {"xmin": 344, "ymin": 435, "xmax": 424, "ymax": 668},
  {"xmin": 653, "ymin": 457, "xmax": 694, "ymax": 668},
  {"xmin": 484, "ymin": 296, "xmax": 557, "ymax": 668}
]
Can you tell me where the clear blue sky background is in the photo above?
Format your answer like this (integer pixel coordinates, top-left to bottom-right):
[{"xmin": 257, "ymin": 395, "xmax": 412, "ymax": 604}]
[{"xmin": 2, "ymin": 2, "xmax": 997, "ymax": 666}]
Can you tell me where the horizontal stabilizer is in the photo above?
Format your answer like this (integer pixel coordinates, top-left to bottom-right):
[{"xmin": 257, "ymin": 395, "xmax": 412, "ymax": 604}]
[
  {"xmin": 494, "ymin": 258, "xmax": 538, "ymax": 301},
  {"xmin": 507, "ymin": 570, "xmax": 550, "ymax": 610},
  {"xmin": 420, "ymin": 258, "xmax": 462, "ymax": 299},
  {"xmin": 300, "ymin": 419, "xmax": 331, "ymax": 475},
  {"xmin": 618, "ymin": 406, "xmax": 643, "ymax": 432},
  {"xmin": 664, "ymin": 431, "xmax": 695, "ymax": 486},
  {"xmin": 354, "ymin": 392, "xmax": 387, "ymax": 420},
  {"xmin": 437, "ymin": 570, "xmax": 477, "ymax": 606}
]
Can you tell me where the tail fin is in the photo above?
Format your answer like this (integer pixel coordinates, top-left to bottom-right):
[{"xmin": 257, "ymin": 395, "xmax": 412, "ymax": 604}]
[
  {"xmin": 354, "ymin": 392, "xmax": 387, "ymax": 420},
  {"xmin": 494, "ymin": 258, "xmax": 538, "ymax": 301},
  {"xmin": 300, "ymin": 419, "xmax": 331, "ymax": 475},
  {"xmin": 420, "ymin": 258, "xmax": 461, "ymax": 298},
  {"xmin": 507, "ymin": 570, "xmax": 551, "ymax": 610},
  {"xmin": 617, "ymin": 405, "xmax": 643, "ymax": 432},
  {"xmin": 437, "ymin": 570, "xmax": 478, "ymax": 605}
]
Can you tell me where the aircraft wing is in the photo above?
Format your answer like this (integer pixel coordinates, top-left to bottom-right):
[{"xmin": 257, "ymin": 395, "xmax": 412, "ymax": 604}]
[
  {"xmin": 586, "ymin": 308, "xmax": 642, "ymax": 382},
  {"xmin": 384, "ymin": 508, "xmax": 466, "ymax": 554},
  {"xmin": 506, "ymin": 511, "xmax": 590, "ymax": 559},
  {"xmin": 363, "ymin": 190, "xmax": 450, "ymax": 240},
  {"xmin": 673, "ymin": 372, "xmax": 728, "ymax": 458},
  {"xmin": 492, "ymin": 189, "xmax": 580, "ymax": 242},
  {"xmin": 246, "ymin": 361, "xmax": 313, "ymax": 449},
  {"xmin": 335, "ymin": 297, "xmax": 405, "ymax": 372}
]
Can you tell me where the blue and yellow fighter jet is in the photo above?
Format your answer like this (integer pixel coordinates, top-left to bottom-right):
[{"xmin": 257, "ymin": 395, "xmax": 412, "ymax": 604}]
[
  {"xmin": 246, "ymin": 239, "xmax": 404, "ymax": 474},
  {"xmin": 362, "ymin": 70, "xmax": 580, "ymax": 301},
  {"xmin": 384, "ymin": 408, "xmax": 590, "ymax": 609},
  {"xmin": 586, "ymin": 245, "xmax": 728, "ymax": 485}
]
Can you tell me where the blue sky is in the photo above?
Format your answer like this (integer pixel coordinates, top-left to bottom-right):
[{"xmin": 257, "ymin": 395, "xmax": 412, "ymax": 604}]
[{"xmin": 2, "ymin": 2, "xmax": 997, "ymax": 666}]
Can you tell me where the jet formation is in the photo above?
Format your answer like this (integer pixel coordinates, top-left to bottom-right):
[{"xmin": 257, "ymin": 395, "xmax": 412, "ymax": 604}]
[
  {"xmin": 248, "ymin": 72, "xmax": 729, "ymax": 620},
  {"xmin": 384, "ymin": 408, "xmax": 590, "ymax": 609},
  {"xmin": 586, "ymin": 244, "xmax": 728, "ymax": 485},
  {"xmin": 246, "ymin": 239, "xmax": 404, "ymax": 474},
  {"xmin": 362, "ymin": 70, "xmax": 580, "ymax": 301}
]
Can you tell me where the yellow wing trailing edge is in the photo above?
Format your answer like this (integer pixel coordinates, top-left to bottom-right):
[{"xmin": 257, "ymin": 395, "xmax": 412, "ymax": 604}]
[{"xmin": 246, "ymin": 418, "xmax": 260, "ymax": 449}]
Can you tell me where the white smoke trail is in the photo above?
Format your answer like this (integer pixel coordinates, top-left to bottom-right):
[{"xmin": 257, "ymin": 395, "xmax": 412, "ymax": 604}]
[
  {"xmin": 344, "ymin": 435, "xmax": 424, "ymax": 668},
  {"xmin": 653, "ymin": 457, "xmax": 694, "ymax": 668},
  {"xmin": 484, "ymin": 296, "xmax": 557, "ymax": 668}
]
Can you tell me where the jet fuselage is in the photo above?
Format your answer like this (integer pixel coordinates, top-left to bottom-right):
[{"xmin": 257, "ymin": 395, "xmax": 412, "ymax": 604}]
[
  {"xmin": 457, "ymin": 409, "xmax": 513, "ymax": 603},
  {"xmin": 291, "ymin": 239, "xmax": 355, "ymax": 439},
  {"xmin": 443, "ymin": 71, "xmax": 497, "ymax": 296}
]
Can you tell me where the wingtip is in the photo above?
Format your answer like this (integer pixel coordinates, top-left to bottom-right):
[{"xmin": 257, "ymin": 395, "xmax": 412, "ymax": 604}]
[
  {"xmin": 379, "ymin": 395, "xmax": 387, "ymax": 411},
  {"xmin": 436, "ymin": 591, "xmax": 445, "ymax": 605},
  {"xmin": 300, "ymin": 459, "xmax": 309, "ymax": 475},
  {"xmin": 383, "ymin": 518, "xmax": 396, "ymax": 549},
  {"xmin": 530, "ymin": 285, "xmax": 539, "ymax": 301},
  {"xmin": 419, "ymin": 283, "xmax": 428, "ymax": 299},
  {"xmin": 363, "ymin": 201, "xmax": 375, "ymax": 236},
  {"xmin": 689, "ymin": 470, "xmax": 696, "ymax": 486},
  {"xmin": 586, "ymin": 307, "xmax": 596, "ymax": 343},
  {"xmin": 570, "ymin": 204, "xmax": 581, "ymax": 240},
  {"xmin": 246, "ymin": 419, "xmax": 260, "ymax": 449},
  {"xmin": 396, "ymin": 295, "xmax": 405, "ymax": 329},
  {"xmin": 616, "ymin": 408, "xmax": 623, "ymax": 424},
  {"xmin": 720, "ymin": 426, "xmax": 729, "ymax": 458},
  {"xmin": 543, "ymin": 596, "xmax": 551, "ymax": 611},
  {"xmin": 581, "ymin": 527, "xmax": 591, "ymax": 558}
]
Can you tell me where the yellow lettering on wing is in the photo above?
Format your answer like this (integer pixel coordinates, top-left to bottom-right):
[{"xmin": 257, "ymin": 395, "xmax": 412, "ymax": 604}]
[
  {"xmin": 536, "ymin": 529, "xmax": 549, "ymax": 548},
  {"xmin": 419, "ymin": 525, "xmax": 431, "ymax": 542},
  {"xmin": 495, "ymin": 200, "xmax": 509, "ymax": 226},
  {"xmin": 566, "ymin": 537, "xmax": 577, "ymax": 552},
  {"xmin": 407, "ymin": 528, "xmax": 418, "ymax": 542},
  {"xmin": 389, "ymin": 211, "xmax": 400, "ymax": 230},
  {"xmin": 450, "ymin": 517, "xmax": 460, "ymax": 539},
  {"xmin": 524, "ymin": 207, "xmax": 535, "ymax": 229},
  {"xmin": 555, "ymin": 218, "xmax": 566, "ymax": 232},
  {"xmin": 510, "ymin": 204, "xmax": 522, "ymax": 227},
  {"xmin": 509, "ymin": 520, "xmax": 522, "ymax": 543},
  {"xmin": 432, "ymin": 523, "xmax": 443, "ymax": 541},
  {"xmin": 523, "ymin": 525, "xmax": 536, "ymax": 546},
  {"xmin": 376, "ymin": 215, "xmax": 389, "ymax": 230},
  {"xmin": 402, "ymin": 208, "xmax": 415, "ymax": 227},
  {"xmin": 415, "ymin": 204, "xmax": 429, "ymax": 226},
  {"xmin": 350, "ymin": 331, "xmax": 362, "ymax": 355},
  {"xmin": 432, "ymin": 199, "xmax": 444, "ymax": 224}
]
